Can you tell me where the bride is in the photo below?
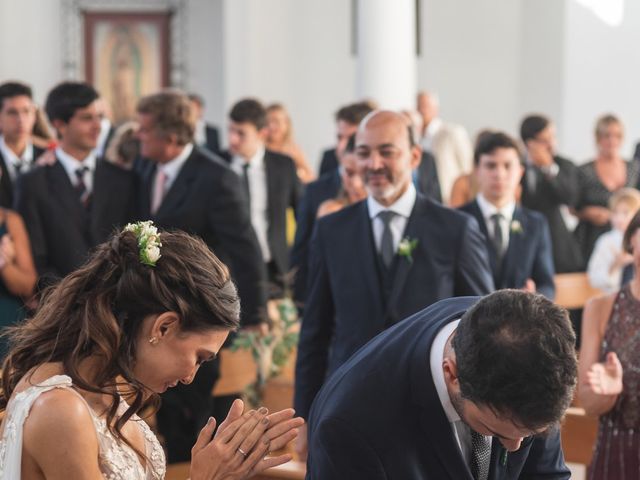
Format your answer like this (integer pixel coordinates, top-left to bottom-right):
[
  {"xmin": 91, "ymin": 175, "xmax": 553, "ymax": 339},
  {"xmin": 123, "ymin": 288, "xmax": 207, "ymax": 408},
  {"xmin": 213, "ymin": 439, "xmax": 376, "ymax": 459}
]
[{"xmin": 0, "ymin": 222, "xmax": 303, "ymax": 479}]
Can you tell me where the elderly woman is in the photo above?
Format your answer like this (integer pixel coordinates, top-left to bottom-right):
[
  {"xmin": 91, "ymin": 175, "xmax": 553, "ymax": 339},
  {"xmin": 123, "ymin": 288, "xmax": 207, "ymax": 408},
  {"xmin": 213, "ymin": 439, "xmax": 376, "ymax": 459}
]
[{"xmin": 574, "ymin": 114, "xmax": 640, "ymax": 260}]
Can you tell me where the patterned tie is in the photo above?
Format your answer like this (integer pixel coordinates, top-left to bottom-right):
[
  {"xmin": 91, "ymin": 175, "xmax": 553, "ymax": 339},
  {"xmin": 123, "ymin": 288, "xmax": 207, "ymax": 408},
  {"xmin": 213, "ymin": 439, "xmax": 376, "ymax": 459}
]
[
  {"xmin": 74, "ymin": 166, "xmax": 90, "ymax": 207},
  {"xmin": 377, "ymin": 210, "xmax": 396, "ymax": 269},
  {"xmin": 470, "ymin": 430, "xmax": 491, "ymax": 480},
  {"xmin": 491, "ymin": 213, "xmax": 505, "ymax": 262},
  {"xmin": 151, "ymin": 169, "xmax": 167, "ymax": 215}
]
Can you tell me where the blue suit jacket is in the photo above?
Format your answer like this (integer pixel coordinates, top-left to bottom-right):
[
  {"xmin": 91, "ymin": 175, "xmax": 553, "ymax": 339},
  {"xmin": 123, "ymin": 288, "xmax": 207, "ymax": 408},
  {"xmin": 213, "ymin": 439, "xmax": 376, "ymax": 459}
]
[
  {"xmin": 290, "ymin": 170, "xmax": 341, "ymax": 306},
  {"xmin": 306, "ymin": 297, "xmax": 571, "ymax": 480},
  {"xmin": 294, "ymin": 195, "xmax": 494, "ymax": 419},
  {"xmin": 459, "ymin": 200, "xmax": 556, "ymax": 300}
]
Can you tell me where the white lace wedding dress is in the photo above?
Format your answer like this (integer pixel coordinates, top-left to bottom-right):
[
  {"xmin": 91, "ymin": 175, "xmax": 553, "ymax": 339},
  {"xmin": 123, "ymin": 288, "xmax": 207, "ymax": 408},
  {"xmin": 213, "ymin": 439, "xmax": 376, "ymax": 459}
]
[{"xmin": 0, "ymin": 375, "xmax": 166, "ymax": 479}]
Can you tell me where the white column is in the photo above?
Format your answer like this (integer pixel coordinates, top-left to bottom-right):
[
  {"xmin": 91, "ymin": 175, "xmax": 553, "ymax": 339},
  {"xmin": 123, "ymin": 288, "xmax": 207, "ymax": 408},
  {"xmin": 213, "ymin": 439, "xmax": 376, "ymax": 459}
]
[{"xmin": 356, "ymin": 0, "xmax": 417, "ymax": 110}]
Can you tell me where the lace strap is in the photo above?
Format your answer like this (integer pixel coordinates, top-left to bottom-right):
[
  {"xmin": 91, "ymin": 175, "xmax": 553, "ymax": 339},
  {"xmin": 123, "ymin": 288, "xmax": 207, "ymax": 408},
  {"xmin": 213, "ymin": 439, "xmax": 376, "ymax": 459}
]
[{"xmin": 0, "ymin": 375, "xmax": 75, "ymax": 479}]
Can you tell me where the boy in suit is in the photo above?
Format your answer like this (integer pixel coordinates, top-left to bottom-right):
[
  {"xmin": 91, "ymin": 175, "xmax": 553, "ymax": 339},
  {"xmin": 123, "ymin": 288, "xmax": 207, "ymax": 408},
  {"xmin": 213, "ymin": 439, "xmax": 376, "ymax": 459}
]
[{"xmin": 460, "ymin": 131, "xmax": 555, "ymax": 299}]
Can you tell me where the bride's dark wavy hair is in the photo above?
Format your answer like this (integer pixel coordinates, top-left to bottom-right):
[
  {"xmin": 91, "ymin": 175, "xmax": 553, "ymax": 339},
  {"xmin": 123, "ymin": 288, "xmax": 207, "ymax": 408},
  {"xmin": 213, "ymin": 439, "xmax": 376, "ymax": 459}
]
[{"xmin": 0, "ymin": 228, "xmax": 240, "ymax": 450}]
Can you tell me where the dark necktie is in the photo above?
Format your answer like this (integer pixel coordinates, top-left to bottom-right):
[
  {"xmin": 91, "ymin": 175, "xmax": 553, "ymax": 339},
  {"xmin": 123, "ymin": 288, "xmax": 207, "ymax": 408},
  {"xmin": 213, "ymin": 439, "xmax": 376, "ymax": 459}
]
[
  {"xmin": 491, "ymin": 213, "xmax": 505, "ymax": 262},
  {"xmin": 75, "ymin": 166, "xmax": 90, "ymax": 206},
  {"xmin": 13, "ymin": 160, "xmax": 25, "ymax": 176},
  {"xmin": 378, "ymin": 210, "xmax": 396, "ymax": 269},
  {"xmin": 470, "ymin": 430, "xmax": 491, "ymax": 480},
  {"xmin": 241, "ymin": 163, "xmax": 251, "ymax": 203}
]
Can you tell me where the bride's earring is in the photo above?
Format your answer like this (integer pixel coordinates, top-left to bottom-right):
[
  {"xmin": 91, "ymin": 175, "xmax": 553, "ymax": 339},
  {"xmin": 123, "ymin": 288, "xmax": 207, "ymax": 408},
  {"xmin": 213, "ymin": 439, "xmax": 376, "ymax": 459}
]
[{"xmin": 149, "ymin": 337, "xmax": 159, "ymax": 345}]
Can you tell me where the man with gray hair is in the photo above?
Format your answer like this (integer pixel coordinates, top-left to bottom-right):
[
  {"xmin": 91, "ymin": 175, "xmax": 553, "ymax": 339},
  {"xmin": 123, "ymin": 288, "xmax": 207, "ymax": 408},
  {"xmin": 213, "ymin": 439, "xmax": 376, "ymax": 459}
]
[
  {"xmin": 134, "ymin": 90, "xmax": 267, "ymax": 462},
  {"xmin": 417, "ymin": 91, "xmax": 473, "ymax": 204},
  {"xmin": 294, "ymin": 110, "xmax": 493, "ymax": 458}
]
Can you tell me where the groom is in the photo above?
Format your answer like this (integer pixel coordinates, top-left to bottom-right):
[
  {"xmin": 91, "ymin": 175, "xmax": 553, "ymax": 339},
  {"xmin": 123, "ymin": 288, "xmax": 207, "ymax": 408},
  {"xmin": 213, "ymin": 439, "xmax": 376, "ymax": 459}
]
[{"xmin": 306, "ymin": 290, "xmax": 577, "ymax": 479}]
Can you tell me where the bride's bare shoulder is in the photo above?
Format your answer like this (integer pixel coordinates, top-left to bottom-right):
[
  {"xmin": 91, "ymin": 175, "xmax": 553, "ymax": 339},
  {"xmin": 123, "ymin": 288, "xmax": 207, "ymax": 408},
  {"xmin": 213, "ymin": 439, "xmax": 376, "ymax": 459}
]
[{"xmin": 21, "ymin": 387, "xmax": 102, "ymax": 478}]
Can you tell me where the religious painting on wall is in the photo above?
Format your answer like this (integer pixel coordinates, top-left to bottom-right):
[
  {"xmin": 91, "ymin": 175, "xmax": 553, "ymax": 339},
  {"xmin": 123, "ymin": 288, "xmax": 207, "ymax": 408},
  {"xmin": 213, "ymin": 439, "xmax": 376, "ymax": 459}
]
[{"xmin": 84, "ymin": 12, "xmax": 170, "ymax": 124}]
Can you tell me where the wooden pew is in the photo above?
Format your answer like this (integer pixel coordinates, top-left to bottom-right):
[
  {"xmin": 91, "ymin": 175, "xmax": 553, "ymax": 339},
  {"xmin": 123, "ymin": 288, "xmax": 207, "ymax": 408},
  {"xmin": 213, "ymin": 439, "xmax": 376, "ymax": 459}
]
[
  {"xmin": 560, "ymin": 406, "xmax": 598, "ymax": 466},
  {"xmin": 212, "ymin": 348, "xmax": 258, "ymax": 397},
  {"xmin": 554, "ymin": 273, "xmax": 603, "ymax": 310}
]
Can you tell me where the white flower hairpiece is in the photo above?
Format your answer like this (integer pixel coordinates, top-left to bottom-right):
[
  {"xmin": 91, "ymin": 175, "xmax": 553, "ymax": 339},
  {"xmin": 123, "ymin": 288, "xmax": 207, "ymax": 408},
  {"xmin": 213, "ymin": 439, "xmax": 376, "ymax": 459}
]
[{"xmin": 123, "ymin": 220, "xmax": 162, "ymax": 267}]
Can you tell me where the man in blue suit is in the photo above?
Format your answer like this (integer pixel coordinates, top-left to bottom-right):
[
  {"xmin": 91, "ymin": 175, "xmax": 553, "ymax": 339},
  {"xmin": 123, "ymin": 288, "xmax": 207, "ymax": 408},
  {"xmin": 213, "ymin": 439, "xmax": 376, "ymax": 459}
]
[
  {"xmin": 294, "ymin": 110, "xmax": 494, "ymax": 457},
  {"xmin": 459, "ymin": 131, "xmax": 555, "ymax": 299},
  {"xmin": 307, "ymin": 291, "xmax": 577, "ymax": 479}
]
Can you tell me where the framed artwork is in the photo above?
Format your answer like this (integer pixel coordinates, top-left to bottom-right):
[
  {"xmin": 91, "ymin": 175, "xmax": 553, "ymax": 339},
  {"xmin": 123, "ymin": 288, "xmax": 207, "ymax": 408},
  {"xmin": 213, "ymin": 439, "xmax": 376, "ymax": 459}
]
[{"xmin": 84, "ymin": 12, "xmax": 171, "ymax": 123}]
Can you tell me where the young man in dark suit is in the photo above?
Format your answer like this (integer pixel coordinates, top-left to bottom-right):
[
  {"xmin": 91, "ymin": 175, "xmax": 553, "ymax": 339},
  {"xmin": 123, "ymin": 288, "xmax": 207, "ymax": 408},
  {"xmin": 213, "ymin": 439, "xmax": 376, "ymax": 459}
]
[
  {"xmin": 294, "ymin": 110, "xmax": 494, "ymax": 458},
  {"xmin": 307, "ymin": 291, "xmax": 577, "ymax": 479},
  {"xmin": 460, "ymin": 131, "xmax": 555, "ymax": 299},
  {"xmin": 135, "ymin": 91, "xmax": 267, "ymax": 463},
  {"xmin": 0, "ymin": 82, "xmax": 44, "ymax": 208},
  {"xmin": 317, "ymin": 101, "xmax": 374, "ymax": 176},
  {"xmin": 15, "ymin": 82, "xmax": 135, "ymax": 280},
  {"xmin": 221, "ymin": 98, "xmax": 303, "ymax": 293},
  {"xmin": 520, "ymin": 114, "xmax": 584, "ymax": 273}
]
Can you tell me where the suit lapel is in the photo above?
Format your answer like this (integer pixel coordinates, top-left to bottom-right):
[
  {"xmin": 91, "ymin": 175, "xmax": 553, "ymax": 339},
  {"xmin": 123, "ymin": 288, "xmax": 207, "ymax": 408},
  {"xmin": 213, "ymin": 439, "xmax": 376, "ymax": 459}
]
[
  {"xmin": 500, "ymin": 207, "xmax": 526, "ymax": 285},
  {"xmin": 155, "ymin": 152, "xmax": 198, "ymax": 217},
  {"xmin": 468, "ymin": 200, "xmax": 501, "ymax": 282},
  {"xmin": 0, "ymin": 151, "xmax": 13, "ymax": 206},
  {"xmin": 385, "ymin": 196, "xmax": 428, "ymax": 317},
  {"xmin": 139, "ymin": 160, "xmax": 155, "ymax": 219},
  {"xmin": 356, "ymin": 202, "xmax": 386, "ymax": 310},
  {"xmin": 50, "ymin": 160, "xmax": 88, "ymax": 229},
  {"xmin": 264, "ymin": 152, "xmax": 277, "ymax": 235}
]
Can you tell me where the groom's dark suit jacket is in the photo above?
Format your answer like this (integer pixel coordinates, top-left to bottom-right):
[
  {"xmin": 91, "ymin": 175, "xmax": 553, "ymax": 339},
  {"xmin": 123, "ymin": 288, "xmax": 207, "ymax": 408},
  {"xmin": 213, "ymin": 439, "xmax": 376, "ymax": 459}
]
[
  {"xmin": 294, "ymin": 194, "xmax": 494, "ymax": 419},
  {"xmin": 306, "ymin": 296, "xmax": 571, "ymax": 480},
  {"xmin": 459, "ymin": 200, "xmax": 556, "ymax": 300}
]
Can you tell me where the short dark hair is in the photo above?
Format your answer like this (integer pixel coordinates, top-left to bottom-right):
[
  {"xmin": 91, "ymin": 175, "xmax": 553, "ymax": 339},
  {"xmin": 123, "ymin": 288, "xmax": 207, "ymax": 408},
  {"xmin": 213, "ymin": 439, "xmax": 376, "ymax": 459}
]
[
  {"xmin": 452, "ymin": 290, "xmax": 577, "ymax": 431},
  {"xmin": 229, "ymin": 98, "xmax": 267, "ymax": 130},
  {"xmin": 344, "ymin": 133, "xmax": 357, "ymax": 153},
  {"xmin": 45, "ymin": 82, "xmax": 99, "ymax": 124},
  {"xmin": 623, "ymin": 210, "xmax": 640, "ymax": 253},
  {"xmin": 0, "ymin": 82, "xmax": 33, "ymax": 111},
  {"xmin": 474, "ymin": 131, "xmax": 522, "ymax": 166},
  {"xmin": 520, "ymin": 115, "xmax": 550, "ymax": 143},
  {"xmin": 335, "ymin": 101, "xmax": 375, "ymax": 125}
]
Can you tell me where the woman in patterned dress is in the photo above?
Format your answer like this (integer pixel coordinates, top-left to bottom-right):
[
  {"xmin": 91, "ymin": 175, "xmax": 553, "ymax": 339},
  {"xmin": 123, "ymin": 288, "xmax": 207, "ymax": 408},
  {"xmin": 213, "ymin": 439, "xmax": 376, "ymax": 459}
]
[
  {"xmin": 574, "ymin": 114, "xmax": 640, "ymax": 261},
  {"xmin": 579, "ymin": 210, "xmax": 640, "ymax": 479},
  {"xmin": 0, "ymin": 226, "xmax": 303, "ymax": 479}
]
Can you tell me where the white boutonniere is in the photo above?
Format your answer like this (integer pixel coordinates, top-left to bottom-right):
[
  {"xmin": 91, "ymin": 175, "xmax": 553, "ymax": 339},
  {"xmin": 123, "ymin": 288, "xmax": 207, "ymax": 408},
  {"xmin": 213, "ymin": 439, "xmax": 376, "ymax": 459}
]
[
  {"xmin": 398, "ymin": 237, "xmax": 419, "ymax": 263},
  {"xmin": 124, "ymin": 220, "xmax": 162, "ymax": 266},
  {"xmin": 510, "ymin": 220, "xmax": 523, "ymax": 234}
]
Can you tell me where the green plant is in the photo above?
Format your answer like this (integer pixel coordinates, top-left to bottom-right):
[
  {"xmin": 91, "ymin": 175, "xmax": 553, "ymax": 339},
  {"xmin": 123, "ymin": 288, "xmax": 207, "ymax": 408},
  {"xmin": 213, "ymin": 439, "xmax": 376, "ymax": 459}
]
[{"xmin": 231, "ymin": 297, "xmax": 299, "ymax": 401}]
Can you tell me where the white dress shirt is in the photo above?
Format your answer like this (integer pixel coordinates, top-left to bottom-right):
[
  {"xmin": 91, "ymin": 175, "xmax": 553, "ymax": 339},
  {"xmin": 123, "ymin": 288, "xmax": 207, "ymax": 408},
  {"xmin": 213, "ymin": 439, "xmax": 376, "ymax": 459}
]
[
  {"xmin": 230, "ymin": 145, "xmax": 271, "ymax": 262},
  {"xmin": 194, "ymin": 119, "xmax": 207, "ymax": 147},
  {"xmin": 420, "ymin": 117, "xmax": 443, "ymax": 152},
  {"xmin": 587, "ymin": 228, "xmax": 626, "ymax": 293},
  {"xmin": 56, "ymin": 147, "xmax": 97, "ymax": 193},
  {"xmin": 430, "ymin": 319, "xmax": 492, "ymax": 466},
  {"xmin": 0, "ymin": 135, "xmax": 35, "ymax": 181},
  {"xmin": 367, "ymin": 183, "xmax": 417, "ymax": 254},
  {"xmin": 476, "ymin": 194, "xmax": 516, "ymax": 252}
]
